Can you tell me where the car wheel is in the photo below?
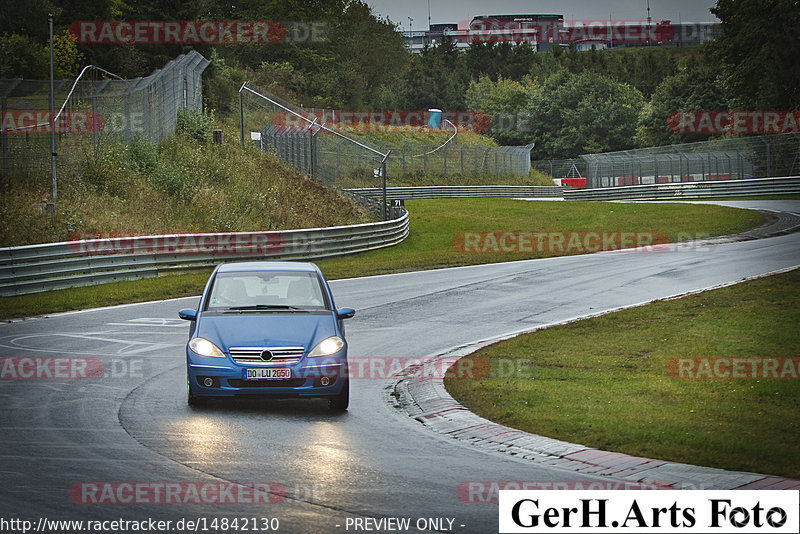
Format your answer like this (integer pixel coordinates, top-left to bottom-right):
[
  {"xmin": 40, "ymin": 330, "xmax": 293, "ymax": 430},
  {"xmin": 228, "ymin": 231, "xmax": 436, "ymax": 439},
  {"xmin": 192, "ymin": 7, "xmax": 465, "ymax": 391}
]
[
  {"xmin": 328, "ymin": 379, "xmax": 349, "ymax": 411},
  {"xmin": 187, "ymin": 376, "xmax": 206, "ymax": 407}
]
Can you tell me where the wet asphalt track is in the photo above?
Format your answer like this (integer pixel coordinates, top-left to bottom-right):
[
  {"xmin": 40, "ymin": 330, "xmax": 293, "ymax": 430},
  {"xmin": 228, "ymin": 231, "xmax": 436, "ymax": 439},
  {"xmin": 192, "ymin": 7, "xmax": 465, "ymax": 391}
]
[{"xmin": 0, "ymin": 200, "xmax": 798, "ymax": 533}]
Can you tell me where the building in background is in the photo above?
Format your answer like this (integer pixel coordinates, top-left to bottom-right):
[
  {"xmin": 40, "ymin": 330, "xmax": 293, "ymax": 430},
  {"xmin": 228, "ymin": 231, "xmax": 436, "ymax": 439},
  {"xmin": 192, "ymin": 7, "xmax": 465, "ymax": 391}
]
[{"xmin": 402, "ymin": 14, "xmax": 718, "ymax": 54}]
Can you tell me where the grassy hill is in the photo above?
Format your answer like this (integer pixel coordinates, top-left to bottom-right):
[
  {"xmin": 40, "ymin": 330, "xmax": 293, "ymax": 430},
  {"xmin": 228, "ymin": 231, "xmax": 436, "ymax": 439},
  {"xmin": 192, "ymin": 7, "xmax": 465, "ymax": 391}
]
[{"xmin": 0, "ymin": 117, "xmax": 372, "ymax": 247}]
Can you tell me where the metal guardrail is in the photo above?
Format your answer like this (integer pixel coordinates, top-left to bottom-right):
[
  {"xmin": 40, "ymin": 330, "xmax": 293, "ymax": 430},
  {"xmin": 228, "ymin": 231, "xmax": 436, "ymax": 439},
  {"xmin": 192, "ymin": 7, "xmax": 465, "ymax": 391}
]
[
  {"xmin": 0, "ymin": 211, "xmax": 408, "ymax": 296},
  {"xmin": 563, "ymin": 176, "xmax": 800, "ymax": 201},
  {"xmin": 346, "ymin": 185, "xmax": 565, "ymax": 200}
]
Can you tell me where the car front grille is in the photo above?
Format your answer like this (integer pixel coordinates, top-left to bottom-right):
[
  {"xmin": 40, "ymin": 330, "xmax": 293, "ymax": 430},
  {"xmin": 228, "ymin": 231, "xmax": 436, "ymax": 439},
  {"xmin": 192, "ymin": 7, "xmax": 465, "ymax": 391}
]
[{"xmin": 229, "ymin": 346, "xmax": 304, "ymax": 366}]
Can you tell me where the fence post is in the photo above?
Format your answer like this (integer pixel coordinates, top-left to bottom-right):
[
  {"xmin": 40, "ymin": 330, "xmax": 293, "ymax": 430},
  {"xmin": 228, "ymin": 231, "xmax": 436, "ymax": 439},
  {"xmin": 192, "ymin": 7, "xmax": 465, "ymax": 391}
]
[
  {"xmin": 48, "ymin": 14, "xmax": 57, "ymax": 207},
  {"xmin": 310, "ymin": 130, "xmax": 317, "ymax": 179},
  {"xmin": 239, "ymin": 89, "xmax": 245, "ymax": 147},
  {"xmin": 653, "ymin": 156, "xmax": 658, "ymax": 184},
  {"xmin": 336, "ymin": 139, "xmax": 342, "ymax": 181},
  {"xmin": 380, "ymin": 152, "xmax": 390, "ymax": 221}
]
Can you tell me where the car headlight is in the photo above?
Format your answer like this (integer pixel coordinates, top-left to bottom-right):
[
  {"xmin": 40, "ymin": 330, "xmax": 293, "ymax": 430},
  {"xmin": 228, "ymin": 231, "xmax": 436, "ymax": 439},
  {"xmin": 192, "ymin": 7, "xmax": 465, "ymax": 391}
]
[
  {"xmin": 189, "ymin": 337, "xmax": 226, "ymax": 358},
  {"xmin": 308, "ymin": 336, "xmax": 345, "ymax": 357}
]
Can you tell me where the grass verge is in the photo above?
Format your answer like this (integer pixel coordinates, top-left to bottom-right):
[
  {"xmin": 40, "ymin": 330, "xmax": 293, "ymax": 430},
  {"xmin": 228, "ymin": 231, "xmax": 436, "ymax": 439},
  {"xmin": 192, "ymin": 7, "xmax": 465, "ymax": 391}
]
[
  {"xmin": 445, "ymin": 268, "xmax": 800, "ymax": 479},
  {"xmin": 1, "ymin": 199, "xmax": 762, "ymax": 319}
]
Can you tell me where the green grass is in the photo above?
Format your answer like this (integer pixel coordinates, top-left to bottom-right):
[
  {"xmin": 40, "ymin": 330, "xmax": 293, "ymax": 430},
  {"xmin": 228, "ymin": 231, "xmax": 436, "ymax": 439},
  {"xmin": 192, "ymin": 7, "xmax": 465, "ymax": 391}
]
[
  {"xmin": 0, "ymin": 199, "xmax": 763, "ymax": 318},
  {"xmin": 317, "ymin": 198, "xmax": 762, "ymax": 278},
  {"xmin": 445, "ymin": 268, "xmax": 800, "ymax": 479}
]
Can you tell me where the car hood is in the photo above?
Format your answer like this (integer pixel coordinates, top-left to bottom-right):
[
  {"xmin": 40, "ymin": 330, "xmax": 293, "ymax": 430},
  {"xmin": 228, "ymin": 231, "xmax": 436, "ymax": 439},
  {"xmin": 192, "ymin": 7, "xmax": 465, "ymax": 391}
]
[{"xmin": 195, "ymin": 313, "xmax": 336, "ymax": 353}]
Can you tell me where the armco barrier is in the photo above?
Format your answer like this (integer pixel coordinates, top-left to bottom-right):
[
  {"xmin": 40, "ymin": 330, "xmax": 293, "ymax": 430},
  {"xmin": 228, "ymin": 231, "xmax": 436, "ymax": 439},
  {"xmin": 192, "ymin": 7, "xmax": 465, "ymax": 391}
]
[
  {"xmin": 0, "ymin": 211, "xmax": 408, "ymax": 296},
  {"xmin": 345, "ymin": 185, "xmax": 565, "ymax": 200},
  {"xmin": 564, "ymin": 176, "xmax": 800, "ymax": 201}
]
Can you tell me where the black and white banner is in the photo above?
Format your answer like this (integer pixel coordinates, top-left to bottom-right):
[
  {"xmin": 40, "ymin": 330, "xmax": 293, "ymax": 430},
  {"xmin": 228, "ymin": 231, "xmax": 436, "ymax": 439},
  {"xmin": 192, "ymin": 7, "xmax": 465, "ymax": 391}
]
[{"xmin": 499, "ymin": 490, "xmax": 799, "ymax": 533}]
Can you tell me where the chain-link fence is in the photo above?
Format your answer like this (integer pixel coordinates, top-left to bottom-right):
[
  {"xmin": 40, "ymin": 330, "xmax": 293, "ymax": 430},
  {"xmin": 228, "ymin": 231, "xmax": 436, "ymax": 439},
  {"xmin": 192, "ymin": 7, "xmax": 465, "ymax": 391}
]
[
  {"xmin": 259, "ymin": 128, "xmax": 534, "ymax": 188},
  {"xmin": 240, "ymin": 84, "xmax": 535, "ymax": 192},
  {"xmin": 1, "ymin": 51, "xmax": 209, "ymax": 182},
  {"xmin": 579, "ymin": 134, "xmax": 800, "ymax": 188}
]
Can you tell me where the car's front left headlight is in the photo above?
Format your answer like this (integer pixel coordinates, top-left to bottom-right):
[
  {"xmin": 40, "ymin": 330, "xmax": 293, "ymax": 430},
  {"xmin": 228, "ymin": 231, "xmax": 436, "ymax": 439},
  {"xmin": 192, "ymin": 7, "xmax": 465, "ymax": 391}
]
[
  {"xmin": 189, "ymin": 337, "xmax": 226, "ymax": 358},
  {"xmin": 308, "ymin": 336, "xmax": 345, "ymax": 357}
]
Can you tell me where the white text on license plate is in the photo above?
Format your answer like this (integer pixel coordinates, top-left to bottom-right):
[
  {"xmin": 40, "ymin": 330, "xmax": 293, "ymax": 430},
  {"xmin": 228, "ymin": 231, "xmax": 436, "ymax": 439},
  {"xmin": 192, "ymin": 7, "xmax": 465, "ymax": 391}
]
[{"xmin": 244, "ymin": 368, "xmax": 291, "ymax": 380}]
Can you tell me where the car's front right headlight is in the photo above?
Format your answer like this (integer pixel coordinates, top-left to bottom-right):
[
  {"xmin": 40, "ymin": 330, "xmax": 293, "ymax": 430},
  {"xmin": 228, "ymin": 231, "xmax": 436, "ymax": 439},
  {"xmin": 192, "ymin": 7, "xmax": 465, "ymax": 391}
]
[
  {"xmin": 189, "ymin": 337, "xmax": 226, "ymax": 358},
  {"xmin": 308, "ymin": 336, "xmax": 345, "ymax": 357}
]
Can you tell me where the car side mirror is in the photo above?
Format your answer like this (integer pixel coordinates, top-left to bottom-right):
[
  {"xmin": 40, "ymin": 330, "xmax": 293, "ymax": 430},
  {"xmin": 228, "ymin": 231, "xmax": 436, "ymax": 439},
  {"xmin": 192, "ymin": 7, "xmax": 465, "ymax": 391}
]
[
  {"xmin": 179, "ymin": 308, "xmax": 197, "ymax": 321},
  {"xmin": 337, "ymin": 307, "xmax": 355, "ymax": 320}
]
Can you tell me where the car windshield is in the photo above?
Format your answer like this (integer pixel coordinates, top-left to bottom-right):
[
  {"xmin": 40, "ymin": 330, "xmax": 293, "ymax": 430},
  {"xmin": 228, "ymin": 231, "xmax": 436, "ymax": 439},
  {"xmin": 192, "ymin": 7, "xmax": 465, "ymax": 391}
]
[{"xmin": 206, "ymin": 271, "xmax": 328, "ymax": 311}]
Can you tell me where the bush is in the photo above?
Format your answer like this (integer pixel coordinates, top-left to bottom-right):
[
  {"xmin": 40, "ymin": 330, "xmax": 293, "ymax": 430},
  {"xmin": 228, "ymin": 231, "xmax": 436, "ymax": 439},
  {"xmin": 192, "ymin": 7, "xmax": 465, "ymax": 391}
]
[
  {"xmin": 125, "ymin": 137, "xmax": 159, "ymax": 174},
  {"xmin": 176, "ymin": 108, "xmax": 213, "ymax": 143}
]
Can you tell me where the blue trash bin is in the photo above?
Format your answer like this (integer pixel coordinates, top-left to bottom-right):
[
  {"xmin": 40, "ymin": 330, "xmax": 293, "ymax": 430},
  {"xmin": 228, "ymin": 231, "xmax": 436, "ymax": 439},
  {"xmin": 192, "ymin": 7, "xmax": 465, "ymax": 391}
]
[{"xmin": 427, "ymin": 108, "xmax": 442, "ymax": 129}]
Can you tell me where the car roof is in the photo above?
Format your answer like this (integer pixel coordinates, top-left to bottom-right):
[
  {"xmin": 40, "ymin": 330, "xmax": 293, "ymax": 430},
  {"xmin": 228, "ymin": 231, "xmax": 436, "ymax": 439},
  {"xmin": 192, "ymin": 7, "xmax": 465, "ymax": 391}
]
[{"xmin": 215, "ymin": 261, "xmax": 321, "ymax": 274}]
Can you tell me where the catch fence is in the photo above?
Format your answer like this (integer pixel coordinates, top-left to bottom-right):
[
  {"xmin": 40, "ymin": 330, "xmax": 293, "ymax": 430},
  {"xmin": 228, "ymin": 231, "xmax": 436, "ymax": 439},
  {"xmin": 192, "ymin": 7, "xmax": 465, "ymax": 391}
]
[
  {"xmin": 530, "ymin": 134, "xmax": 800, "ymax": 189},
  {"xmin": 239, "ymin": 84, "xmax": 535, "ymax": 192},
  {"xmin": 581, "ymin": 134, "xmax": 800, "ymax": 188},
  {"xmin": 1, "ymin": 51, "xmax": 209, "ymax": 181}
]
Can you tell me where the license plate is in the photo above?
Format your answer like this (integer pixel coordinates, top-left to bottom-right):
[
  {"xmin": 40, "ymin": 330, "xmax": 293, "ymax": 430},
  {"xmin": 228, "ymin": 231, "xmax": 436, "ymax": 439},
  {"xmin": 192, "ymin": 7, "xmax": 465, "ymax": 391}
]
[{"xmin": 244, "ymin": 368, "xmax": 291, "ymax": 380}]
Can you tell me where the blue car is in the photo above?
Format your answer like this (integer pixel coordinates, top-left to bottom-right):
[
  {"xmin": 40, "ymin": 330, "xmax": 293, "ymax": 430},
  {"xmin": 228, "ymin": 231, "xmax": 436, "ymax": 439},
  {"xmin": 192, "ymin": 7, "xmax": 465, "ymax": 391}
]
[{"xmin": 178, "ymin": 261, "xmax": 355, "ymax": 410}]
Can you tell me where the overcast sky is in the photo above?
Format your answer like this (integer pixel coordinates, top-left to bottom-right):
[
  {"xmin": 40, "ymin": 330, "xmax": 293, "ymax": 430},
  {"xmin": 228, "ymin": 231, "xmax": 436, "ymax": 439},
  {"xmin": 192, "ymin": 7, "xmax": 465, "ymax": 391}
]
[{"xmin": 366, "ymin": 1, "xmax": 720, "ymax": 31}]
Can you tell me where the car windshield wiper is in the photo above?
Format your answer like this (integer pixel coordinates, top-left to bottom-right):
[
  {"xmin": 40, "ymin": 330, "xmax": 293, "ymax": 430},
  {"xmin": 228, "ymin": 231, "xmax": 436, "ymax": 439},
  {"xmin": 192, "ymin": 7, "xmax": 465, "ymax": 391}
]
[{"xmin": 224, "ymin": 304, "xmax": 308, "ymax": 313}]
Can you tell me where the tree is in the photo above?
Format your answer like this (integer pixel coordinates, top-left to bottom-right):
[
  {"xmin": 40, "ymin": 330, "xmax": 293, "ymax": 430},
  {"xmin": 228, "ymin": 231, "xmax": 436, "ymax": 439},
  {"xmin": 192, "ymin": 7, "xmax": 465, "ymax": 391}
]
[
  {"xmin": 53, "ymin": 29, "xmax": 85, "ymax": 77},
  {"xmin": 711, "ymin": 0, "xmax": 800, "ymax": 109},
  {"xmin": 465, "ymin": 75, "xmax": 537, "ymax": 144},
  {"xmin": 527, "ymin": 70, "xmax": 645, "ymax": 158},
  {"xmin": 635, "ymin": 56, "xmax": 729, "ymax": 147},
  {"xmin": 327, "ymin": 1, "xmax": 409, "ymax": 108},
  {"xmin": 465, "ymin": 39, "xmax": 499, "ymax": 81},
  {"xmin": 0, "ymin": 33, "xmax": 50, "ymax": 78},
  {"xmin": 402, "ymin": 36, "xmax": 468, "ymax": 110}
]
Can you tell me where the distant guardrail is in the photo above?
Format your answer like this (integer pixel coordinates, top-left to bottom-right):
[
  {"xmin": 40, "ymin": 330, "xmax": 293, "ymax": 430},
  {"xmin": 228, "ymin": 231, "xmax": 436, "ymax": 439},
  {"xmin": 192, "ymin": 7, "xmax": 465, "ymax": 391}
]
[
  {"xmin": 346, "ymin": 185, "xmax": 565, "ymax": 199},
  {"xmin": 0, "ymin": 211, "xmax": 408, "ymax": 296},
  {"xmin": 563, "ymin": 176, "xmax": 800, "ymax": 201}
]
